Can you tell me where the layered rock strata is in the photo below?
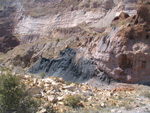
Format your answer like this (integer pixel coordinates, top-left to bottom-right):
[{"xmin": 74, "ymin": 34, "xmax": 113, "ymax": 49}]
[{"xmin": 92, "ymin": 2, "xmax": 150, "ymax": 84}]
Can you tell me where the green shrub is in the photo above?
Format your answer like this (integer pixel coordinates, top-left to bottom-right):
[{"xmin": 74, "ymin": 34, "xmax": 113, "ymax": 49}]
[
  {"xmin": 64, "ymin": 95, "xmax": 82, "ymax": 108},
  {"xmin": 65, "ymin": 81, "xmax": 72, "ymax": 85},
  {"xmin": 0, "ymin": 73, "xmax": 38, "ymax": 113},
  {"xmin": 93, "ymin": 33, "xmax": 97, "ymax": 35},
  {"xmin": 119, "ymin": 101, "xmax": 132, "ymax": 110},
  {"xmin": 56, "ymin": 38, "xmax": 60, "ymax": 43},
  {"xmin": 110, "ymin": 23, "xmax": 116, "ymax": 27},
  {"xmin": 121, "ymin": 20, "xmax": 125, "ymax": 25},
  {"xmin": 74, "ymin": 82, "xmax": 79, "ymax": 86},
  {"xmin": 40, "ymin": 72, "xmax": 46, "ymax": 79}
]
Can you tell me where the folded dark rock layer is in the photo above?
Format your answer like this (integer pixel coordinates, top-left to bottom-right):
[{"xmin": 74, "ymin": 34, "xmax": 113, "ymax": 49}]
[{"xmin": 29, "ymin": 48, "xmax": 98, "ymax": 82}]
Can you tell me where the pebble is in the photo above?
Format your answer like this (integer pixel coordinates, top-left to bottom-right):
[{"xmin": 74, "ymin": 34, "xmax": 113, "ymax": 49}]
[
  {"xmin": 48, "ymin": 95, "xmax": 55, "ymax": 102},
  {"xmin": 111, "ymin": 109, "xmax": 117, "ymax": 113},
  {"xmin": 43, "ymin": 102, "xmax": 50, "ymax": 109},
  {"xmin": 101, "ymin": 103, "xmax": 105, "ymax": 108}
]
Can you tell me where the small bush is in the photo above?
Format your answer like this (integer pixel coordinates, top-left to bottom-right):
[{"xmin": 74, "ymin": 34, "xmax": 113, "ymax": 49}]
[
  {"xmin": 0, "ymin": 72, "xmax": 38, "ymax": 113},
  {"xmin": 119, "ymin": 101, "xmax": 132, "ymax": 110},
  {"xmin": 40, "ymin": 72, "xmax": 46, "ymax": 79},
  {"xmin": 65, "ymin": 81, "xmax": 72, "ymax": 85},
  {"xmin": 74, "ymin": 82, "xmax": 80, "ymax": 86},
  {"xmin": 110, "ymin": 23, "xmax": 116, "ymax": 27},
  {"xmin": 121, "ymin": 20, "xmax": 125, "ymax": 25},
  {"xmin": 56, "ymin": 38, "xmax": 60, "ymax": 43},
  {"xmin": 93, "ymin": 33, "xmax": 97, "ymax": 35},
  {"xmin": 64, "ymin": 95, "xmax": 82, "ymax": 108}
]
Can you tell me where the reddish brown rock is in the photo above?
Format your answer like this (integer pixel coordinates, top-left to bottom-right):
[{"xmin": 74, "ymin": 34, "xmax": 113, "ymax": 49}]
[
  {"xmin": 137, "ymin": 2, "xmax": 150, "ymax": 23},
  {"xmin": 93, "ymin": 2, "xmax": 150, "ymax": 84},
  {"xmin": 0, "ymin": 35, "xmax": 20, "ymax": 53},
  {"xmin": 0, "ymin": 6, "xmax": 20, "ymax": 53}
]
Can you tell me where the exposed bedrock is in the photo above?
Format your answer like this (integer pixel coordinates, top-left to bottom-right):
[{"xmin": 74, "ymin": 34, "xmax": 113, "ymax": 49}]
[
  {"xmin": 0, "ymin": 6, "xmax": 20, "ymax": 53},
  {"xmin": 14, "ymin": 0, "xmax": 138, "ymax": 43},
  {"xmin": 29, "ymin": 48, "xmax": 97, "ymax": 82},
  {"xmin": 92, "ymin": 2, "xmax": 150, "ymax": 85},
  {"xmin": 0, "ymin": 35, "xmax": 20, "ymax": 53}
]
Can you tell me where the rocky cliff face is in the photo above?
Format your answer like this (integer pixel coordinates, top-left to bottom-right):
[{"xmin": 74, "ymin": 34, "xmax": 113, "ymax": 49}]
[
  {"xmin": 91, "ymin": 2, "xmax": 150, "ymax": 84},
  {"xmin": 12, "ymin": 0, "xmax": 138, "ymax": 43},
  {"xmin": 0, "ymin": 0, "xmax": 138, "ymax": 44},
  {"xmin": 0, "ymin": 6, "xmax": 20, "ymax": 53},
  {"xmin": 2, "ymin": 0, "xmax": 150, "ymax": 84}
]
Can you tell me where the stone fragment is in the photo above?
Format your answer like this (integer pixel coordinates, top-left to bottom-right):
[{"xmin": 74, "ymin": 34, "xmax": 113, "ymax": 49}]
[
  {"xmin": 48, "ymin": 95, "xmax": 57, "ymax": 103},
  {"xmin": 57, "ymin": 96, "xmax": 64, "ymax": 101},
  {"xmin": 48, "ymin": 95, "xmax": 55, "ymax": 102},
  {"xmin": 38, "ymin": 108, "xmax": 47, "ymax": 113},
  {"xmin": 57, "ymin": 77, "xmax": 65, "ymax": 83},
  {"xmin": 111, "ymin": 109, "xmax": 117, "ymax": 113},
  {"xmin": 62, "ymin": 86, "xmax": 75, "ymax": 91},
  {"xmin": 58, "ymin": 102, "xmax": 64, "ymax": 105},
  {"xmin": 101, "ymin": 103, "xmax": 105, "ymax": 108},
  {"xmin": 43, "ymin": 102, "xmax": 50, "ymax": 109}
]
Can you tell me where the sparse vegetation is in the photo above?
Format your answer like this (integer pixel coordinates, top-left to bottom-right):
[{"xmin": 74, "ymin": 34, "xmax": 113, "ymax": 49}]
[
  {"xmin": 121, "ymin": 20, "xmax": 125, "ymax": 25},
  {"xmin": 0, "ymin": 71, "xmax": 38, "ymax": 113},
  {"xmin": 22, "ymin": 0, "xmax": 82, "ymax": 17},
  {"xmin": 141, "ymin": 91, "xmax": 150, "ymax": 99},
  {"xmin": 93, "ymin": 33, "xmax": 97, "ymax": 35},
  {"xmin": 88, "ymin": 0, "xmax": 91, "ymax": 2},
  {"xmin": 64, "ymin": 95, "xmax": 83, "ymax": 108},
  {"xmin": 119, "ymin": 101, "xmax": 133, "ymax": 110},
  {"xmin": 74, "ymin": 81, "xmax": 80, "ymax": 86},
  {"xmin": 65, "ymin": 81, "xmax": 72, "ymax": 85},
  {"xmin": 13, "ymin": 34, "xmax": 21, "ymax": 39},
  {"xmin": 56, "ymin": 38, "xmax": 60, "ymax": 43},
  {"xmin": 40, "ymin": 72, "xmax": 46, "ymax": 79},
  {"xmin": 111, "ymin": 23, "xmax": 117, "ymax": 27},
  {"xmin": 0, "ymin": 54, "xmax": 5, "ymax": 62}
]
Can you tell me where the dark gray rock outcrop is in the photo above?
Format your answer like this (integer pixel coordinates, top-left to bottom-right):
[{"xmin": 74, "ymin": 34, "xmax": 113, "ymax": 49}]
[{"xmin": 29, "ymin": 48, "xmax": 97, "ymax": 82}]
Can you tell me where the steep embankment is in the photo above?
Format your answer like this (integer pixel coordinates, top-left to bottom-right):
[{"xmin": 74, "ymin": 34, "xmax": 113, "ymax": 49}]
[
  {"xmin": 29, "ymin": 1, "xmax": 150, "ymax": 84},
  {"xmin": 92, "ymin": 2, "xmax": 150, "ymax": 84},
  {"xmin": 2, "ymin": 0, "xmax": 150, "ymax": 85},
  {"xmin": 3, "ymin": 0, "xmax": 138, "ymax": 62}
]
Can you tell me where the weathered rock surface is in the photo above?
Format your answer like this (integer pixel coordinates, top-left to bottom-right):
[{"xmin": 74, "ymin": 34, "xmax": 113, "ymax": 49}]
[
  {"xmin": 2, "ymin": 0, "xmax": 150, "ymax": 85},
  {"xmin": 29, "ymin": 48, "xmax": 97, "ymax": 82},
  {"xmin": 11, "ymin": 0, "xmax": 138, "ymax": 43},
  {"xmin": 92, "ymin": 2, "xmax": 150, "ymax": 84},
  {"xmin": 0, "ymin": 6, "xmax": 20, "ymax": 53}
]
